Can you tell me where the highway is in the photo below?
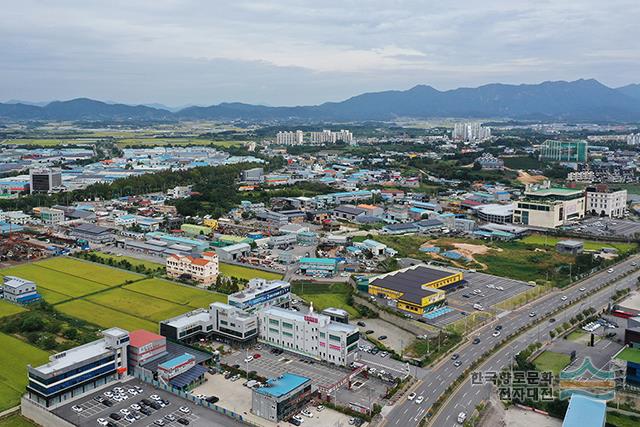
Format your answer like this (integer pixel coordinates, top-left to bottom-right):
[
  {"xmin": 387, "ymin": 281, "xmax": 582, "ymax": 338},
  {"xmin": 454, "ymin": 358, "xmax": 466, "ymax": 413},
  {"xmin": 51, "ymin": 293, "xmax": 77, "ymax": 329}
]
[{"xmin": 384, "ymin": 255, "xmax": 640, "ymax": 427}]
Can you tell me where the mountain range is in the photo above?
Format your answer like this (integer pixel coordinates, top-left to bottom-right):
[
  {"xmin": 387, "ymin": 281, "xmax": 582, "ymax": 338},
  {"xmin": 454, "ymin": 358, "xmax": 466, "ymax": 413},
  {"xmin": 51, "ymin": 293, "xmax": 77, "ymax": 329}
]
[{"xmin": 2, "ymin": 79, "xmax": 640, "ymax": 122}]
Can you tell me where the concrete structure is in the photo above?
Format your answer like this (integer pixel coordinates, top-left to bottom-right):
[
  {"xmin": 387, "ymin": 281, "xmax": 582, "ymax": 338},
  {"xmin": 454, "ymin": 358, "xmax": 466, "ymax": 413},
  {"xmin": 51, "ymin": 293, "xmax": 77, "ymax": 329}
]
[
  {"xmin": 513, "ymin": 182, "xmax": 585, "ymax": 228},
  {"xmin": 241, "ymin": 167, "xmax": 264, "ymax": 183},
  {"xmin": 368, "ymin": 265, "xmax": 461, "ymax": 315},
  {"xmin": 556, "ymin": 240, "xmax": 584, "ymax": 255},
  {"xmin": 258, "ymin": 306, "xmax": 360, "ymax": 366},
  {"xmin": 475, "ymin": 153, "xmax": 504, "ymax": 170},
  {"xmin": 2, "ymin": 276, "xmax": 40, "ymax": 304},
  {"xmin": 30, "ymin": 167, "xmax": 62, "ymax": 194},
  {"xmin": 585, "ymin": 185, "xmax": 627, "ymax": 218},
  {"xmin": 540, "ymin": 139, "xmax": 588, "ymax": 163},
  {"xmin": 166, "ymin": 251, "xmax": 219, "ymax": 286},
  {"xmin": 26, "ymin": 328, "xmax": 130, "ymax": 408},
  {"xmin": 160, "ymin": 302, "xmax": 258, "ymax": 344},
  {"xmin": 127, "ymin": 329, "xmax": 167, "ymax": 368},
  {"xmin": 39, "ymin": 207, "xmax": 65, "ymax": 225},
  {"xmin": 453, "ymin": 122, "xmax": 491, "ymax": 142},
  {"xmin": 251, "ymin": 373, "xmax": 313, "ymax": 422},
  {"xmin": 228, "ymin": 278, "xmax": 291, "ymax": 313}
]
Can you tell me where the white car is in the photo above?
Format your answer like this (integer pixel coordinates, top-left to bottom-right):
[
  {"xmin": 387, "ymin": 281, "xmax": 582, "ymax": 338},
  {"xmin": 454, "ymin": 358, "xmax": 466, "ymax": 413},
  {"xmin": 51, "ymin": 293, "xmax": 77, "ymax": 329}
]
[
  {"xmin": 130, "ymin": 404, "xmax": 141, "ymax": 411},
  {"xmin": 561, "ymin": 296, "xmax": 568, "ymax": 301},
  {"xmin": 301, "ymin": 409, "xmax": 313, "ymax": 418},
  {"xmin": 97, "ymin": 418, "xmax": 108, "ymax": 426},
  {"xmin": 104, "ymin": 391, "xmax": 113, "ymax": 398},
  {"xmin": 415, "ymin": 396, "xmax": 424, "ymax": 404},
  {"xmin": 407, "ymin": 392, "xmax": 416, "ymax": 401},
  {"xmin": 150, "ymin": 394, "xmax": 161, "ymax": 401},
  {"xmin": 179, "ymin": 406, "xmax": 190, "ymax": 414},
  {"xmin": 293, "ymin": 415, "xmax": 305, "ymax": 423},
  {"xmin": 244, "ymin": 356, "xmax": 253, "ymax": 363},
  {"xmin": 579, "ymin": 287, "xmax": 586, "ymax": 292},
  {"xmin": 119, "ymin": 408, "xmax": 130, "ymax": 416},
  {"xmin": 492, "ymin": 330, "xmax": 501, "ymax": 337},
  {"xmin": 608, "ymin": 269, "xmax": 614, "ymax": 273},
  {"xmin": 316, "ymin": 405, "xmax": 325, "ymax": 412},
  {"xmin": 496, "ymin": 286, "xmax": 504, "ymax": 291},
  {"xmin": 72, "ymin": 405, "xmax": 83, "ymax": 413}
]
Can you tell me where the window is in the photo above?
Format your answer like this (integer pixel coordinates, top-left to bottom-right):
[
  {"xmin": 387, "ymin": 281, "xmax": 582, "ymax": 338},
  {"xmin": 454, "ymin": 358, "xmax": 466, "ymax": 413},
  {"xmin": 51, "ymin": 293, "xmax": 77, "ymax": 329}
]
[
  {"xmin": 269, "ymin": 319, "xmax": 279, "ymax": 326},
  {"xmin": 329, "ymin": 334, "xmax": 341, "ymax": 342}
]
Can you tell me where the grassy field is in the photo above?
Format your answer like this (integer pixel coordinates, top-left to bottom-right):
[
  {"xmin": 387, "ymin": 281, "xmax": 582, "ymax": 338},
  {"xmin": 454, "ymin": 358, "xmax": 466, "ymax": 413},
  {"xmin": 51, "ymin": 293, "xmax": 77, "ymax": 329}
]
[
  {"xmin": 566, "ymin": 330, "xmax": 587, "ymax": 342},
  {"xmin": 57, "ymin": 300, "xmax": 157, "ymax": 332},
  {"xmin": 0, "ymin": 333, "xmax": 49, "ymax": 411},
  {"xmin": 85, "ymin": 288, "xmax": 189, "ymax": 323},
  {"xmin": 0, "ymin": 415, "xmax": 39, "ymax": 427},
  {"xmin": 520, "ymin": 234, "xmax": 638, "ymax": 254},
  {"xmin": 35, "ymin": 257, "xmax": 143, "ymax": 285},
  {"xmin": 124, "ymin": 278, "xmax": 226, "ymax": 308},
  {"xmin": 219, "ymin": 263, "xmax": 283, "ymax": 281},
  {"xmin": 0, "ymin": 264, "xmax": 108, "ymax": 299},
  {"xmin": 534, "ymin": 351, "xmax": 572, "ymax": 376},
  {"xmin": 446, "ymin": 311, "xmax": 493, "ymax": 335},
  {"xmin": 606, "ymin": 412, "xmax": 640, "ymax": 427},
  {"xmin": 495, "ymin": 284, "xmax": 552, "ymax": 310},
  {"xmin": 291, "ymin": 282, "xmax": 360, "ymax": 318},
  {"xmin": 0, "ymin": 300, "xmax": 26, "ymax": 319},
  {"xmin": 501, "ymin": 156, "xmax": 545, "ymax": 170}
]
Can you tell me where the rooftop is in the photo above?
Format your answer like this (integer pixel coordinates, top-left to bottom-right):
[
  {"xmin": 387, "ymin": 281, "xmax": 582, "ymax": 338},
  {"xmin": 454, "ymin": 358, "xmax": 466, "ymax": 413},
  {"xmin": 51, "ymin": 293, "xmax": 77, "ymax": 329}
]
[
  {"xmin": 562, "ymin": 394, "xmax": 606, "ymax": 427},
  {"xmin": 158, "ymin": 353, "xmax": 194, "ymax": 370},
  {"xmin": 256, "ymin": 373, "xmax": 311, "ymax": 398},
  {"xmin": 370, "ymin": 265, "xmax": 458, "ymax": 304},
  {"xmin": 129, "ymin": 329, "xmax": 165, "ymax": 348}
]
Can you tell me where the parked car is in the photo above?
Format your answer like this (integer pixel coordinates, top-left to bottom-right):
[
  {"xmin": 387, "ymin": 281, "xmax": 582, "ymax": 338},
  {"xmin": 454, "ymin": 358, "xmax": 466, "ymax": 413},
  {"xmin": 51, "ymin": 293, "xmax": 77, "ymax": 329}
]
[
  {"xmin": 109, "ymin": 413, "xmax": 121, "ymax": 421},
  {"xmin": 292, "ymin": 415, "xmax": 304, "ymax": 423},
  {"xmin": 97, "ymin": 418, "xmax": 109, "ymax": 426},
  {"xmin": 290, "ymin": 417, "xmax": 302, "ymax": 426},
  {"xmin": 164, "ymin": 414, "xmax": 177, "ymax": 422},
  {"xmin": 153, "ymin": 420, "xmax": 165, "ymax": 426},
  {"xmin": 253, "ymin": 353, "xmax": 261, "ymax": 359},
  {"xmin": 244, "ymin": 356, "xmax": 253, "ymax": 363},
  {"xmin": 316, "ymin": 405, "xmax": 324, "ymax": 412},
  {"xmin": 72, "ymin": 405, "xmax": 83, "ymax": 413},
  {"xmin": 357, "ymin": 321, "xmax": 366, "ymax": 327},
  {"xmin": 177, "ymin": 419, "xmax": 190, "ymax": 425},
  {"xmin": 301, "ymin": 409, "xmax": 313, "ymax": 418}
]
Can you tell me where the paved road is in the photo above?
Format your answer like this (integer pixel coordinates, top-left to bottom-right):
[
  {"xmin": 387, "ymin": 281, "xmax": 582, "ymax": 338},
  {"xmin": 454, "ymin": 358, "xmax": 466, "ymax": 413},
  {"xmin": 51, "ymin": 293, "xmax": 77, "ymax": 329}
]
[{"xmin": 384, "ymin": 255, "xmax": 640, "ymax": 427}]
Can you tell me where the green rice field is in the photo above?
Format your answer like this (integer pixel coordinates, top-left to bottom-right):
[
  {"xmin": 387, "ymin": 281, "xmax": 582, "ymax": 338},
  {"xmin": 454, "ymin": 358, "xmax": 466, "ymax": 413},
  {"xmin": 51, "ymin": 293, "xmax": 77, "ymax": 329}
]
[
  {"xmin": 0, "ymin": 333, "xmax": 49, "ymax": 411},
  {"xmin": 219, "ymin": 263, "xmax": 283, "ymax": 281},
  {"xmin": 124, "ymin": 278, "xmax": 226, "ymax": 308},
  {"xmin": 85, "ymin": 288, "xmax": 190, "ymax": 323},
  {"xmin": 0, "ymin": 300, "xmax": 26, "ymax": 319},
  {"xmin": 56, "ymin": 300, "xmax": 157, "ymax": 332}
]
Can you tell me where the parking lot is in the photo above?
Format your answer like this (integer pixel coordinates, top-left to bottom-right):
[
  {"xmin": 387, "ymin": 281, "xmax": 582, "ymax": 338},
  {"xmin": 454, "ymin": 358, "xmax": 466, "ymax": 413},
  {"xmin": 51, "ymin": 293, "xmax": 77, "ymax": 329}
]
[
  {"xmin": 355, "ymin": 317, "xmax": 416, "ymax": 354},
  {"xmin": 53, "ymin": 378, "xmax": 241, "ymax": 427},
  {"xmin": 223, "ymin": 347, "xmax": 348, "ymax": 389},
  {"xmin": 569, "ymin": 218, "xmax": 640, "ymax": 239}
]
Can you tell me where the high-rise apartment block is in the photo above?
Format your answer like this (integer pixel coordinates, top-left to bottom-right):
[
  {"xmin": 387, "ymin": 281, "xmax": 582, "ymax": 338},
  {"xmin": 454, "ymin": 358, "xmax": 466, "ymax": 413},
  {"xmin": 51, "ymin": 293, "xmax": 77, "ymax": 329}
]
[{"xmin": 452, "ymin": 123, "xmax": 491, "ymax": 142}]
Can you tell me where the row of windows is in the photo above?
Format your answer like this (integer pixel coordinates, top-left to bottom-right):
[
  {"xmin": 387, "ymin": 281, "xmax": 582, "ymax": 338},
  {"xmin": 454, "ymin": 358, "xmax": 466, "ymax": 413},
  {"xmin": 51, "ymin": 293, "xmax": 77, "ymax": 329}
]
[
  {"xmin": 30, "ymin": 355, "xmax": 115, "ymax": 386},
  {"xmin": 29, "ymin": 363, "xmax": 116, "ymax": 396}
]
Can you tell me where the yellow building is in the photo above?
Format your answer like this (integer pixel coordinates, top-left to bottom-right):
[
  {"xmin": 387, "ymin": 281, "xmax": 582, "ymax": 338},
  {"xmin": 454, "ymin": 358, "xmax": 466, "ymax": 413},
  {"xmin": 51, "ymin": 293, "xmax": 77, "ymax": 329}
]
[
  {"xmin": 368, "ymin": 265, "xmax": 462, "ymax": 315},
  {"xmin": 203, "ymin": 218, "xmax": 219, "ymax": 230}
]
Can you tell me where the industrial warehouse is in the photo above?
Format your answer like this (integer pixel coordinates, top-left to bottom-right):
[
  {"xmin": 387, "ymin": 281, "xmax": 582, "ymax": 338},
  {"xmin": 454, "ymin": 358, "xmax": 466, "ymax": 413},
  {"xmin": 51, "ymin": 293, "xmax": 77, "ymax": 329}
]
[{"xmin": 367, "ymin": 265, "xmax": 463, "ymax": 315}]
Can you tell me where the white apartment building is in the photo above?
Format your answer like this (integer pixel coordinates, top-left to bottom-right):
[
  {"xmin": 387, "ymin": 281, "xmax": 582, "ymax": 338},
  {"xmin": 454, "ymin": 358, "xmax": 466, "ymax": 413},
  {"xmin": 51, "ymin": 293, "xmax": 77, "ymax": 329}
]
[
  {"xmin": 39, "ymin": 207, "xmax": 65, "ymax": 225},
  {"xmin": 453, "ymin": 122, "xmax": 491, "ymax": 142},
  {"xmin": 258, "ymin": 306, "xmax": 360, "ymax": 366},
  {"xmin": 276, "ymin": 130, "xmax": 304, "ymax": 145},
  {"xmin": 166, "ymin": 251, "xmax": 219, "ymax": 286},
  {"xmin": 585, "ymin": 186, "xmax": 627, "ymax": 218},
  {"xmin": 309, "ymin": 129, "xmax": 353, "ymax": 144},
  {"xmin": 626, "ymin": 133, "xmax": 640, "ymax": 145}
]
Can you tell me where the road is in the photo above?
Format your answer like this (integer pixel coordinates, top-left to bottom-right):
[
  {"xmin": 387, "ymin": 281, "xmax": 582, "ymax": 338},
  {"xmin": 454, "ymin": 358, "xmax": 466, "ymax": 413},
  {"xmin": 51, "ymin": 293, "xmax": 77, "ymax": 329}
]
[{"xmin": 384, "ymin": 255, "xmax": 640, "ymax": 427}]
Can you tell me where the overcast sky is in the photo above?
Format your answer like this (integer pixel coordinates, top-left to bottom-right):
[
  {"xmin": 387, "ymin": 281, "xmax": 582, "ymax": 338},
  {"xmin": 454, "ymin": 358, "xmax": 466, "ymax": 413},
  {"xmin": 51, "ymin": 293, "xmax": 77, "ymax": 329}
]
[{"xmin": 2, "ymin": 0, "xmax": 639, "ymax": 107}]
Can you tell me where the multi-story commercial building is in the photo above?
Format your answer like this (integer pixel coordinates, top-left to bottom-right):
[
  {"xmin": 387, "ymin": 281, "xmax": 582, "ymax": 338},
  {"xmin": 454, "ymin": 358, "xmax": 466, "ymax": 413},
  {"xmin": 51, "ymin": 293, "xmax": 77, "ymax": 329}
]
[
  {"xmin": 540, "ymin": 139, "xmax": 588, "ymax": 163},
  {"xmin": 513, "ymin": 182, "xmax": 585, "ymax": 228},
  {"xmin": 29, "ymin": 168, "xmax": 62, "ymax": 194},
  {"xmin": 258, "ymin": 306, "xmax": 360, "ymax": 366},
  {"xmin": 2, "ymin": 276, "xmax": 40, "ymax": 304},
  {"xmin": 367, "ymin": 265, "xmax": 458, "ymax": 315},
  {"xmin": 298, "ymin": 257, "xmax": 338, "ymax": 277},
  {"xmin": 160, "ymin": 302, "xmax": 258, "ymax": 344},
  {"xmin": 227, "ymin": 279, "xmax": 291, "ymax": 313},
  {"xmin": 165, "ymin": 251, "xmax": 219, "ymax": 286},
  {"xmin": 26, "ymin": 328, "xmax": 130, "ymax": 408},
  {"xmin": 252, "ymin": 373, "xmax": 313, "ymax": 422},
  {"xmin": 475, "ymin": 204, "xmax": 514, "ymax": 224},
  {"xmin": 585, "ymin": 185, "xmax": 627, "ymax": 218},
  {"xmin": 567, "ymin": 170, "xmax": 595, "ymax": 183},
  {"xmin": 127, "ymin": 329, "xmax": 167, "ymax": 368},
  {"xmin": 276, "ymin": 131, "xmax": 304, "ymax": 145},
  {"xmin": 39, "ymin": 207, "xmax": 65, "ymax": 225}
]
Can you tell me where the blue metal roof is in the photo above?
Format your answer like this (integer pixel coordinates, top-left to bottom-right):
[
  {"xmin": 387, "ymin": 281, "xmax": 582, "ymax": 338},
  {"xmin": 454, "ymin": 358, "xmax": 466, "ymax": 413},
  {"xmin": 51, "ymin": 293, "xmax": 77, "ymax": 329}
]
[
  {"xmin": 256, "ymin": 373, "xmax": 310, "ymax": 398},
  {"xmin": 169, "ymin": 364, "xmax": 207, "ymax": 389},
  {"xmin": 159, "ymin": 353, "xmax": 194, "ymax": 370},
  {"xmin": 562, "ymin": 394, "xmax": 606, "ymax": 427}
]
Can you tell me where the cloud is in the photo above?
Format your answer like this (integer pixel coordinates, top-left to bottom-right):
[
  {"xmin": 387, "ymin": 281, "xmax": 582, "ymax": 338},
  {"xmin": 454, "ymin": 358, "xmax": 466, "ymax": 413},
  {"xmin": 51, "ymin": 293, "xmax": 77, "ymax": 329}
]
[{"xmin": 0, "ymin": 0, "xmax": 639, "ymax": 105}]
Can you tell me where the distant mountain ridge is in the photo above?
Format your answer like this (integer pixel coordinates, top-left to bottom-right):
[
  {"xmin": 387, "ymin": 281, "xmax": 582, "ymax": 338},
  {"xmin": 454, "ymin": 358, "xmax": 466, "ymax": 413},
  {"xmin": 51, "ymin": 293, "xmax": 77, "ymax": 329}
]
[{"xmin": 1, "ymin": 79, "xmax": 639, "ymax": 122}]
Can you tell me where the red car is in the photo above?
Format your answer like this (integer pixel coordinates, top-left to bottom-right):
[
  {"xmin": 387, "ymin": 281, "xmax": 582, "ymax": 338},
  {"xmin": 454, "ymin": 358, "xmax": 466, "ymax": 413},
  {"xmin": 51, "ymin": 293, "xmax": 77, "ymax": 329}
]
[{"xmin": 253, "ymin": 353, "xmax": 261, "ymax": 359}]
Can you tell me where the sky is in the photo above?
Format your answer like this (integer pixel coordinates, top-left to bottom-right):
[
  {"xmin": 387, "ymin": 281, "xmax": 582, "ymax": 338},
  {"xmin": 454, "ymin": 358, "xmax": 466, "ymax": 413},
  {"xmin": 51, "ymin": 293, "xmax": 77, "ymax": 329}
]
[{"xmin": 2, "ymin": 0, "xmax": 639, "ymax": 107}]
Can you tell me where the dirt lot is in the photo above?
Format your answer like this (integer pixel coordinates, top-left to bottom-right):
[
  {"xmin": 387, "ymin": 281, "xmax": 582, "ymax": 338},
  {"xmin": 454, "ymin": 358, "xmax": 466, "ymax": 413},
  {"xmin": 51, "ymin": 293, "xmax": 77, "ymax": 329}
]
[
  {"xmin": 517, "ymin": 171, "xmax": 547, "ymax": 184},
  {"xmin": 502, "ymin": 407, "xmax": 561, "ymax": 427},
  {"xmin": 357, "ymin": 317, "xmax": 416, "ymax": 353}
]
